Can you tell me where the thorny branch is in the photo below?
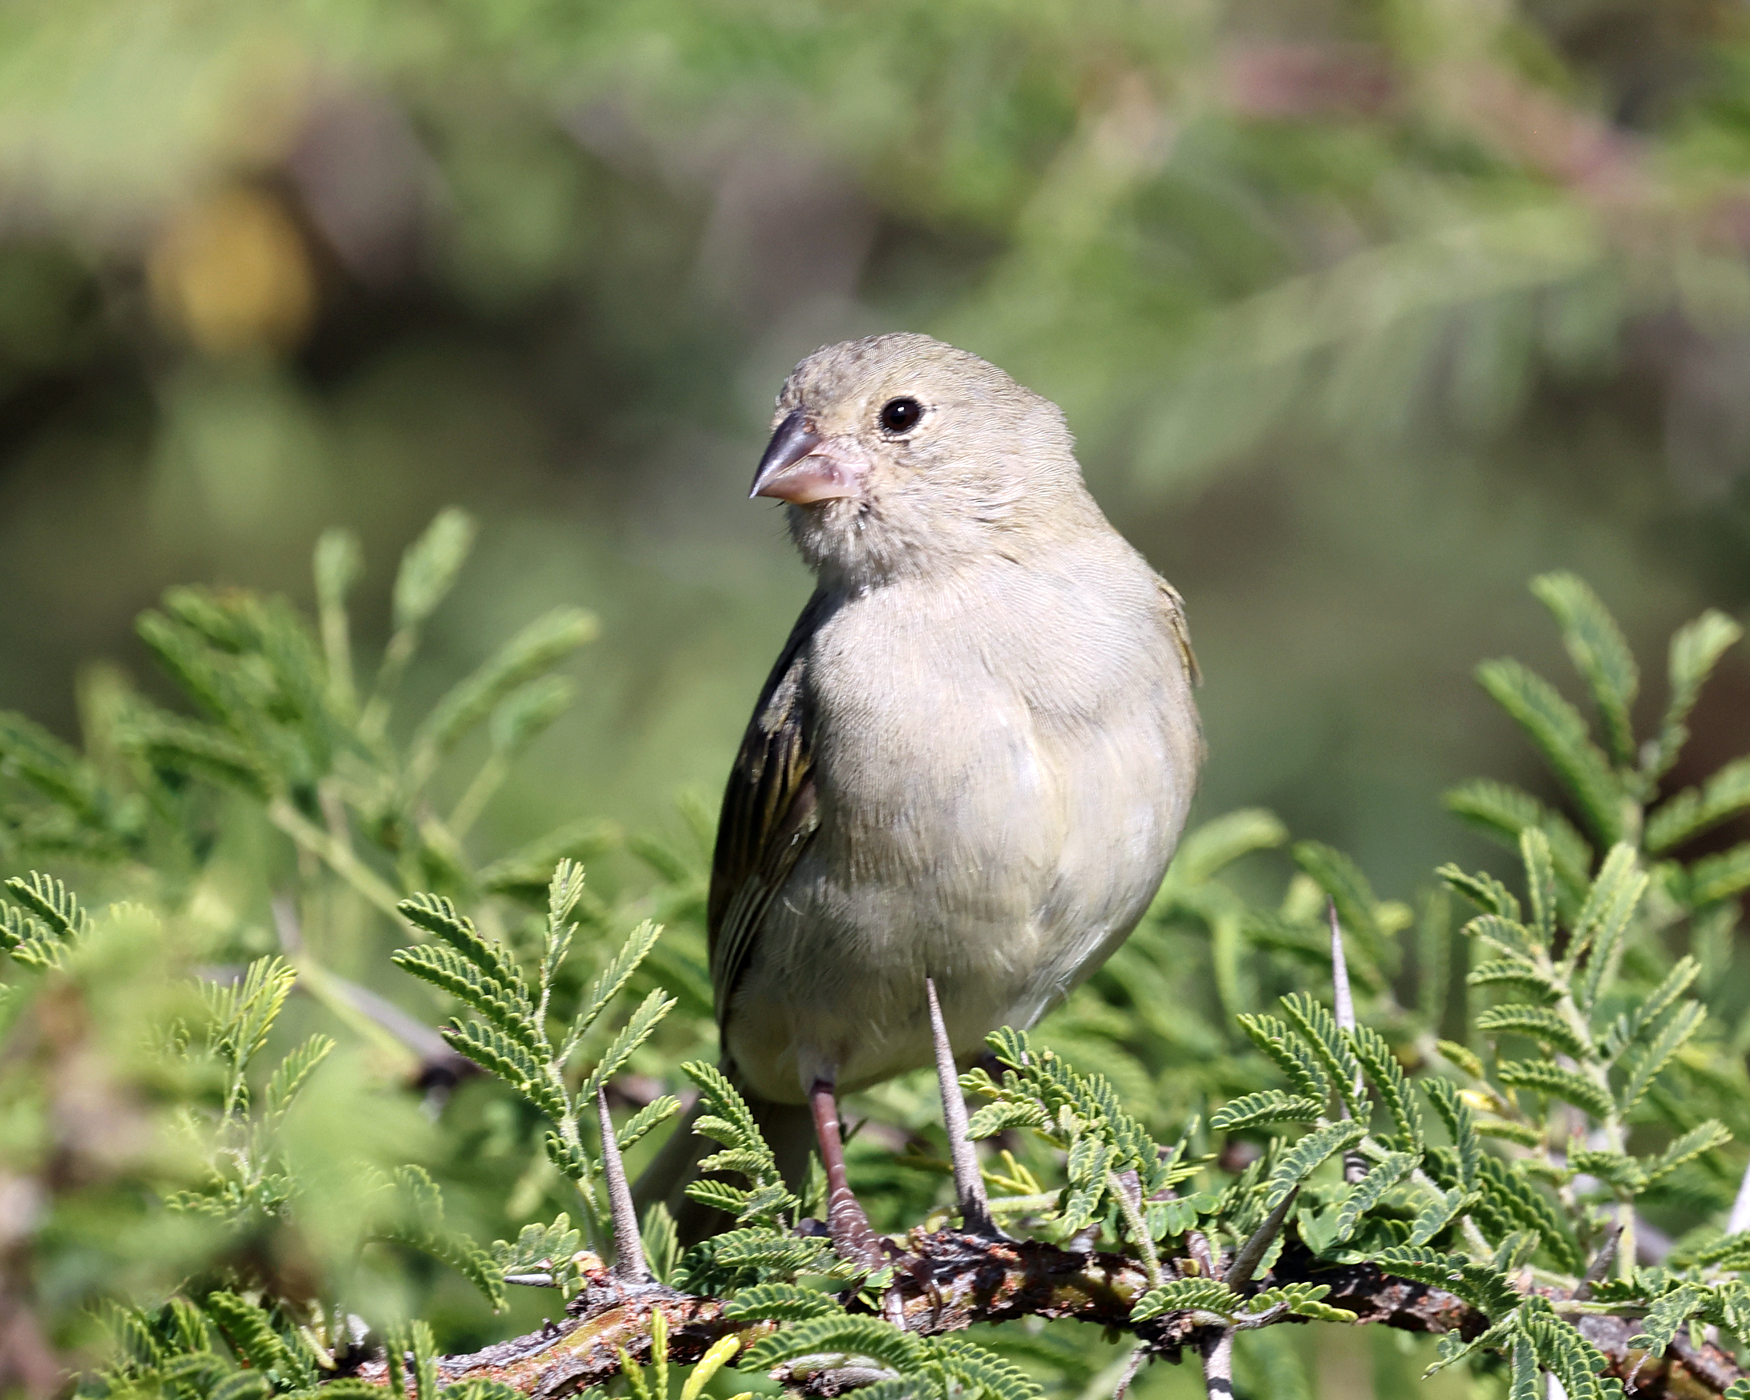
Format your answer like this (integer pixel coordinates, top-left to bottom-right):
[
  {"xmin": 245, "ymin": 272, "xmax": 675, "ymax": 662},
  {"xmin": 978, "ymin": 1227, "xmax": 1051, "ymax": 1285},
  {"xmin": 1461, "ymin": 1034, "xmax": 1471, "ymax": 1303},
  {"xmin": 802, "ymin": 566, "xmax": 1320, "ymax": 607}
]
[{"xmin": 343, "ymin": 1232, "xmax": 1747, "ymax": 1399}]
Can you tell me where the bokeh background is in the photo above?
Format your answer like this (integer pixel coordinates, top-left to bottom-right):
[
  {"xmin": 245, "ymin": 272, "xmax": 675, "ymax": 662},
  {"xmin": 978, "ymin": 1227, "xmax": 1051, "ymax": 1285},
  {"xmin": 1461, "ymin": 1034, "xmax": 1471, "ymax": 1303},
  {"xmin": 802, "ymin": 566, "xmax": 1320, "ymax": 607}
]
[
  {"xmin": 7, "ymin": 0, "xmax": 1750, "ymax": 893},
  {"xmin": 7, "ymin": 0, "xmax": 1750, "ymax": 1395}
]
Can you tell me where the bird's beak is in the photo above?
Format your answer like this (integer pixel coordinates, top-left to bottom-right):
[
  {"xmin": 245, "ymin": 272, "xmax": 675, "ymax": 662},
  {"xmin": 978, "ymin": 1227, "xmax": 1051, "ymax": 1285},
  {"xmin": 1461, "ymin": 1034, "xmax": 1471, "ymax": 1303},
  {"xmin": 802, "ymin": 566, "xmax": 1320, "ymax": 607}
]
[{"xmin": 749, "ymin": 410, "xmax": 863, "ymax": 504}]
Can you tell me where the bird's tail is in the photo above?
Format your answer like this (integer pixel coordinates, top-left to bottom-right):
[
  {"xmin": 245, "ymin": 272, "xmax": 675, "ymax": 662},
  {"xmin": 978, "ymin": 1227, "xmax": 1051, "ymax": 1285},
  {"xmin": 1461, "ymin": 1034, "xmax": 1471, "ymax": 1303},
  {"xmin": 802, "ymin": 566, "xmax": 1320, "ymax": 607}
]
[{"xmin": 632, "ymin": 1061, "xmax": 816, "ymax": 1245}]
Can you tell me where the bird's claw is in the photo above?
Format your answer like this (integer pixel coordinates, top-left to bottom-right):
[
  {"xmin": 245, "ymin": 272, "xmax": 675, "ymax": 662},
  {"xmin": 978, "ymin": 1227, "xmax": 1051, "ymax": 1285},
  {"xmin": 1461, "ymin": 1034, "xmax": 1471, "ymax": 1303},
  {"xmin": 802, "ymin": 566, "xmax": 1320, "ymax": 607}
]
[{"xmin": 825, "ymin": 1185, "xmax": 888, "ymax": 1273}]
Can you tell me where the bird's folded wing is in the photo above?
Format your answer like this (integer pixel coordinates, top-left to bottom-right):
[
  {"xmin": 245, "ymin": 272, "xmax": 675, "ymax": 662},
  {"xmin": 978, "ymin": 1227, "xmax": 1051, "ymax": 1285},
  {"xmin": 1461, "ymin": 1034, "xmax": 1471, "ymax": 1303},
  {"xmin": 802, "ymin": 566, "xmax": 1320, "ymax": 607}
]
[
  {"xmin": 1158, "ymin": 577, "xmax": 1201, "ymax": 685},
  {"xmin": 707, "ymin": 590, "xmax": 831, "ymax": 1027}
]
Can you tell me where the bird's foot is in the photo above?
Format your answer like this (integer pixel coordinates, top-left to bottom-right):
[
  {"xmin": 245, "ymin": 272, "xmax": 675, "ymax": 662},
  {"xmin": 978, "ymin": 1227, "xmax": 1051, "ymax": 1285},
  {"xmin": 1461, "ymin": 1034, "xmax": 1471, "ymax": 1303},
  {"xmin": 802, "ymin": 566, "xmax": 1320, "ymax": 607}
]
[
  {"xmin": 825, "ymin": 1183, "xmax": 888, "ymax": 1272},
  {"xmin": 807, "ymin": 1078, "xmax": 892, "ymax": 1273},
  {"xmin": 925, "ymin": 977, "xmax": 1008, "ymax": 1241}
]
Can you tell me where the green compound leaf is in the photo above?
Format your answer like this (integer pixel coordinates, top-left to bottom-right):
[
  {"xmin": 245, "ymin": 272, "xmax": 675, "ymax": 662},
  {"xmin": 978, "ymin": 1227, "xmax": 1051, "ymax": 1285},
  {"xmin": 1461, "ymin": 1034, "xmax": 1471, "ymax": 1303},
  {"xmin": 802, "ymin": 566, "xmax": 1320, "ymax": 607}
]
[
  {"xmin": 410, "ymin": 606, "xmax": 597, "ymax": 772},
  {"xmin": 1531, "ymin": 571, "xmax": 1638, "ymax": 769},
  {"xmin": 1475, "ymin": 657, "xmax": 1627, "ymax": 845},
  {"xmin": 742, "ymin": 1314, "xmax": 925, "ymax": 1372},
  {"xmin": 379, "ymin": 1165, "xmax": 507, "ymax": 1312},
  {"xmin": 681, "ymin": 1061, "xmax": 789, "ymax": 1198},
  {"xmin": 965, "ymin": 1099, "xmax": 1048, "ymax": 1138},
  {"xmin": 573, "ymin": 920, "xmax": 665, "ymax": 1048},
  {"xmin": 439, "ymin": 1383, "xmax": 525, "ymax": 1400},
  {"xmin": 692, "ymin": 1226, "xmax": 831, "ymax": 1282},
  {"xmin": 1262, "ymin": 1120, "xmax": 1366, "ymax": 1212},
  {"xmin": 1244, "ymin": 1281, "xmax": 1357, "ymax": 1323},
  {"xmin": 1236, "ymin": 1013, "xmax": 1330, "ymax": 1103},
  {"xmin": 1567, "ymin": 1148, "xmax": 1643, "ymax": 1192},
  {"xmin": 1333, "ymin": 1151, "xmax": 1417, "ymax": 1245},
  {"xmin": 442, "ymin": 1022, "xmax": 562, "ymax": 1119},
  {"xmin": 1209, "ymin": 1090, "xmax": 1324, "ymax": 1132},
  {"xmin": 392, "ymin": 507, "xmax": 478, "ymax": 634},
  {"xmin": 202, "ymin": 1293, "xmax": 312, "ymax": 1389},
  {"xmin": 1650, "ymin": 608, "xmax": 1742, "ymax": 781},
  {"xmin": 263, "ymin": 1034, "xmax": 334, "ymax": 1122},
  {"xmin": 1495, "ymin": 1059, "xmax": 1614, "ymax": 1121},
  {"xmin": 1688, "ymin": 843, "xmax": 1750, "ymax": 906},
  {"xmin": 398, "ymin": 894, "xmax": 529, "ymax": 1008},
  {"xmin": 1509, "ymin": 1334, "xmax": 1539, "ymax": 1400},
  {"xmin": 1167, "ymin": 808, "xmax": 1288, "ymax": 885},
  {"xmin": 1475, "ymin": 1004, "xmax": 1591, "ymax": 1060},
  {"xmin": 1473, "ymin": 1156, "xmax": 1582, "ymax": 1273},
  {"xmin": 1524, "ymin": 1304, "xmax": 1619, "ymax": 1400},
  {"xmin": 616, "ymin": 1095, "xmax": 681, "ymax": 1152},
  {"xmin": 682, "ymin": 1179, "xmax": 748, "ymax": 1214},
  {"xmin": 582, "ymin": 988, "xmax": 676, "ymax": 1099},
  {"xmin": 1567, "ymin": 843, "xmax": 1645, "ymax": 985},
  {"xmin": 1600, "ymin": 957, "xmax": 1699, "ymax": 1063},
  {"xmin": 1639, "ymin": 1119, "xmax": 1732, "ymax": 1188},
  {"xmin": 1279, "ymin": 993, "xmax": 1366, "ymax": 1118},
  {"xmin": 0, "ymin": 904, "xmax": 72, "ymax": 969},
  {"xmin": 1347, "ymin": 1023, "xmax": 1423, "ymax": 1147},
  {"xmin": 1291, "ymin": 840, "xmax": 1393, "ymax": 970},
  {"xmin": 1646, "ymin": 755, "xmax": 1750, "ymax": 853},
  {"xmin": 1421, "ymin": 1077, "xmax": 1481, "ymax": 1191},
  {"xmin": 1407, "ymin": 1186, "xmax": 1470, "ymax": 1248},
  {"xmin": 1439, "ymin": 864, "xmax": 1522, "ymax": 921},
  {"xmin": 1443, "ymin": 779, "xmax": 1592, "ymax": 897},
  {"xmin": 934, "ymin": 1336, "xmax": 1045, "ymax": 1400},
  {"xmin": 1467, "ymin": 958, "xmax": 1559, "ymax": 996},
  {"xmin": 492, "ymin": 1214, "xmax": 583, "ymax": 1284},
  {"xmin": 393, "ymin": 943, "xmax": 544, "ymax": 1055},
  {"xmin": 720, "ymin": 1282, "xmax": 846, "ymax": 1322},
  {"xmin": 1618, "ymin": 1000, "xmax": 1706, "ymax": 1115},
  {"xmin": 5, "ymin": 871, "xmax": 88, "ymax": 937},
  {"xmin": 1374, "ymin": 1247, "xmax": 1521, "ymax": 1317},
  {"xmin": 1131, "ymin": 1276, "xmax": 1239, "ymax": 1322},
  {"xmin": 1519, "ymin": 828, "xmax": 1559, "ymax": 950}
]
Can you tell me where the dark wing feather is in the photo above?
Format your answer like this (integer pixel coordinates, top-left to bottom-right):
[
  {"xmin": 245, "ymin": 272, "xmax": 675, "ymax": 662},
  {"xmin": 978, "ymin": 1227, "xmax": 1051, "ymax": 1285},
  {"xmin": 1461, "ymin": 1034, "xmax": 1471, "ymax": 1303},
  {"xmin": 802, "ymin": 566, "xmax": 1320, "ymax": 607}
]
[
  {"xmin": 707, "ymin": 590, "xmax": 832, "ymax": 1028},
  {"xmin": 1158, "ymin": 577, "xmax": 1201, "ymax": 685}
]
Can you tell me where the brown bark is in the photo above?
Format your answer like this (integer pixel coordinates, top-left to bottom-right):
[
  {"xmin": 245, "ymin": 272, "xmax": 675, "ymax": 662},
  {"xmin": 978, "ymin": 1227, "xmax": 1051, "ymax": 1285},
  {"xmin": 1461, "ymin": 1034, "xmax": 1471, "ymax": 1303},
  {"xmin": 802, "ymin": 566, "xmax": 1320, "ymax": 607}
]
[{"xmin": 345, "ymin": 1230, "xmax": 1747, "ymax": 1398}]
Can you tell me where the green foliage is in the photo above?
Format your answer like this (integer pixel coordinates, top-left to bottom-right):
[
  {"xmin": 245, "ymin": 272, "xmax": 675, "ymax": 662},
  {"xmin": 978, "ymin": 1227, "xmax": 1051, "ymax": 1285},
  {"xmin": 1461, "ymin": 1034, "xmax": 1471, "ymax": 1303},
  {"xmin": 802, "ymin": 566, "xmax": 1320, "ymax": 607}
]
[
  {"xmin": 678, "ymin": 1061, "xmax": 799, "ymax": 1228},
  {"xmin": 744, "ymin": 1318, "xmax": 1040, "ymax": 1400},
  {"xmin": 393, "ymin": 859, "xmax": 678, "ymax": 1284},
  {"xmin": 950, "ymin": 576, "xmax": 1750, "ymax": 1396},
  {"xmin": 6, "ymin": 522, "xmax": 1750, "ymax": 1400}
]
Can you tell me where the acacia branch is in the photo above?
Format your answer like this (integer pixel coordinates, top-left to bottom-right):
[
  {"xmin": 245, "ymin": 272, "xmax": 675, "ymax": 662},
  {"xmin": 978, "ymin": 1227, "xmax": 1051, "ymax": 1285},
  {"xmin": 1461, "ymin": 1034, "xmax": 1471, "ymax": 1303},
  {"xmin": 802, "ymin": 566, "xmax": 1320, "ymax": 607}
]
[{"xmin": 342, "ymin": 1232, "xmax": 1746, "ymax": 1399}]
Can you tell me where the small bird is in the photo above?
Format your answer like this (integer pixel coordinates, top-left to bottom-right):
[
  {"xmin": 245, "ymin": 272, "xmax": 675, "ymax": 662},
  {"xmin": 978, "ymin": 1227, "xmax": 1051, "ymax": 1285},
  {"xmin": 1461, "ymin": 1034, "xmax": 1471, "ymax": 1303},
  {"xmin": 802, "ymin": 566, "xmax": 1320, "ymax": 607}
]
[{"xmin": 642, "ymin": 333, "xmax": 1202, "ymax": 1262}]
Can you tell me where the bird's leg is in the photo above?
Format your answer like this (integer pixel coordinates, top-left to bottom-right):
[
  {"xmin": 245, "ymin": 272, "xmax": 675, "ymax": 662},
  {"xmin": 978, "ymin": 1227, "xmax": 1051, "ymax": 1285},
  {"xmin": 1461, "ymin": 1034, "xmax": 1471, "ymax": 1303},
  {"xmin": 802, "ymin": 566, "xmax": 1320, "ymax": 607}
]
[
  {"xmin": 925, "ymin": 977, "xmax": 998, "ymax": 1237},
  {"xmin": 808, "ymin": 1078, "xmax": 884, "ymax": 1270}
]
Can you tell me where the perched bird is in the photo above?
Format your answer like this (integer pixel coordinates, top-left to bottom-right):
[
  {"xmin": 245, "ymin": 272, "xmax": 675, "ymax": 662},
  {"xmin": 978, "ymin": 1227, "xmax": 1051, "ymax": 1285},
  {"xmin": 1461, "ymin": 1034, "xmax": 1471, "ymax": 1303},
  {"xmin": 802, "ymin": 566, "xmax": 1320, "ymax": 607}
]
[{"xmin": 640, "ymin": 333, "xmax": 1202, "ymax": 1262}]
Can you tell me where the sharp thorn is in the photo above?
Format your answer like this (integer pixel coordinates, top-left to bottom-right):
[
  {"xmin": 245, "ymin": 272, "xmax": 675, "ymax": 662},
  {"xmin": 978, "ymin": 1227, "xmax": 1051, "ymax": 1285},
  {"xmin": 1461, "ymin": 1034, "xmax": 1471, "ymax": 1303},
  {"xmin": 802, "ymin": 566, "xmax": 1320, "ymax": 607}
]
[
  {"xmin": 598, "ymin": 1086, "xmax": 651, "ymax": 1284},
  {"xmin": 1576, "ymin": 1223, "xmax": 1623, "ymax": 1300},
  {"xmin": 1328, "ymin": 898, "xmax": 1356, "ymax": 1034},
  {"xmin": 1225, "ymin": 1186, "xmax": 1296, "ymax": 1289},
  {"xmin": 926, "ymin": 976, "xmax": 995, "ymax": 1236},
  {"xmin": 1327, "ymin": 900, "xmax": 1368, "ymax": 1183},
  {"xmin": 1730, "ymin": 1153, "xmax": 1750, "ymax": 1236}
]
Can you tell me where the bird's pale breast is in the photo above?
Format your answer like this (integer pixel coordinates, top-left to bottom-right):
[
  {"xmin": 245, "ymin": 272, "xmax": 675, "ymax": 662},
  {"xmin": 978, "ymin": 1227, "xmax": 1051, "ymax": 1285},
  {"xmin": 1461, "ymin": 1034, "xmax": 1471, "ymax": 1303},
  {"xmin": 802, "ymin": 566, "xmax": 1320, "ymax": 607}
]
[{"xmin": 724, "ymin": 544, "xmax": 1199, "ymax": 1103}]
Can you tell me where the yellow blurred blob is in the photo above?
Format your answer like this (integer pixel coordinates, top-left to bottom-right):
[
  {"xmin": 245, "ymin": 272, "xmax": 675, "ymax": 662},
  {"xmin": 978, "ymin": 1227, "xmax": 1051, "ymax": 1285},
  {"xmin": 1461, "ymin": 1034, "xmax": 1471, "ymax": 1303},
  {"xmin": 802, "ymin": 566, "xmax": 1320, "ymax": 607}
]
[{"xmin": 148, "ymin": 187, "xmax": 315, "ymax": 355}]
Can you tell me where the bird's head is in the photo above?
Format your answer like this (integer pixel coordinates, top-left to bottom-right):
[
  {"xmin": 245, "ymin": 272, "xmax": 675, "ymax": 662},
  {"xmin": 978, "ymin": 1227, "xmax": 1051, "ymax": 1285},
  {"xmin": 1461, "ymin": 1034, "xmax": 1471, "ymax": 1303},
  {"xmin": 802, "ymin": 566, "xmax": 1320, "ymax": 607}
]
[{"xmin": 751, "ymin": 333, "xmax": 1094, "ymax": 586}]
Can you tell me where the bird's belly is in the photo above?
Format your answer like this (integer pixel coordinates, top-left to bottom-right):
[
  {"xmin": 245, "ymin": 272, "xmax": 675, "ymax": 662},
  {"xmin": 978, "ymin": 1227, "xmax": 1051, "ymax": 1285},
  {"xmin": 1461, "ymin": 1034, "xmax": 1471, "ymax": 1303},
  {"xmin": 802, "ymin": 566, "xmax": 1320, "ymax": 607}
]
[{"xmin": 723, "ymin": 692, "xmax": 1190, "ymax": 1104}]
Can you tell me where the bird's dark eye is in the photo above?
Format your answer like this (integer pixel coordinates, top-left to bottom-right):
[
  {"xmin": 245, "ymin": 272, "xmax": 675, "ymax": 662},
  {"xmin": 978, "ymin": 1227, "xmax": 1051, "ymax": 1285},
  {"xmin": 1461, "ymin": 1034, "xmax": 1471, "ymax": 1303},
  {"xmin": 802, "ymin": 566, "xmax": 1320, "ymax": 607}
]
[{"xmin": 878, "ymin": 397, "xmax": 924, "ymax": 435}]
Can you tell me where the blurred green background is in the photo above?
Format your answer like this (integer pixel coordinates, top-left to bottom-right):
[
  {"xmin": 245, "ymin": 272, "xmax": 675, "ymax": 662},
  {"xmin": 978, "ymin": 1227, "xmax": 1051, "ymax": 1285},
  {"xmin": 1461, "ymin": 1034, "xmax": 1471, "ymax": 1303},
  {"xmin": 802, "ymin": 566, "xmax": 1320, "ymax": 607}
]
[
  {"xmin": 6, "ymin": 0, "xmax": 1750, "ymax": 1394},
  {"xmin": 5, "ymin": 0, "xmax": 1749, "ymax": 897}
]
